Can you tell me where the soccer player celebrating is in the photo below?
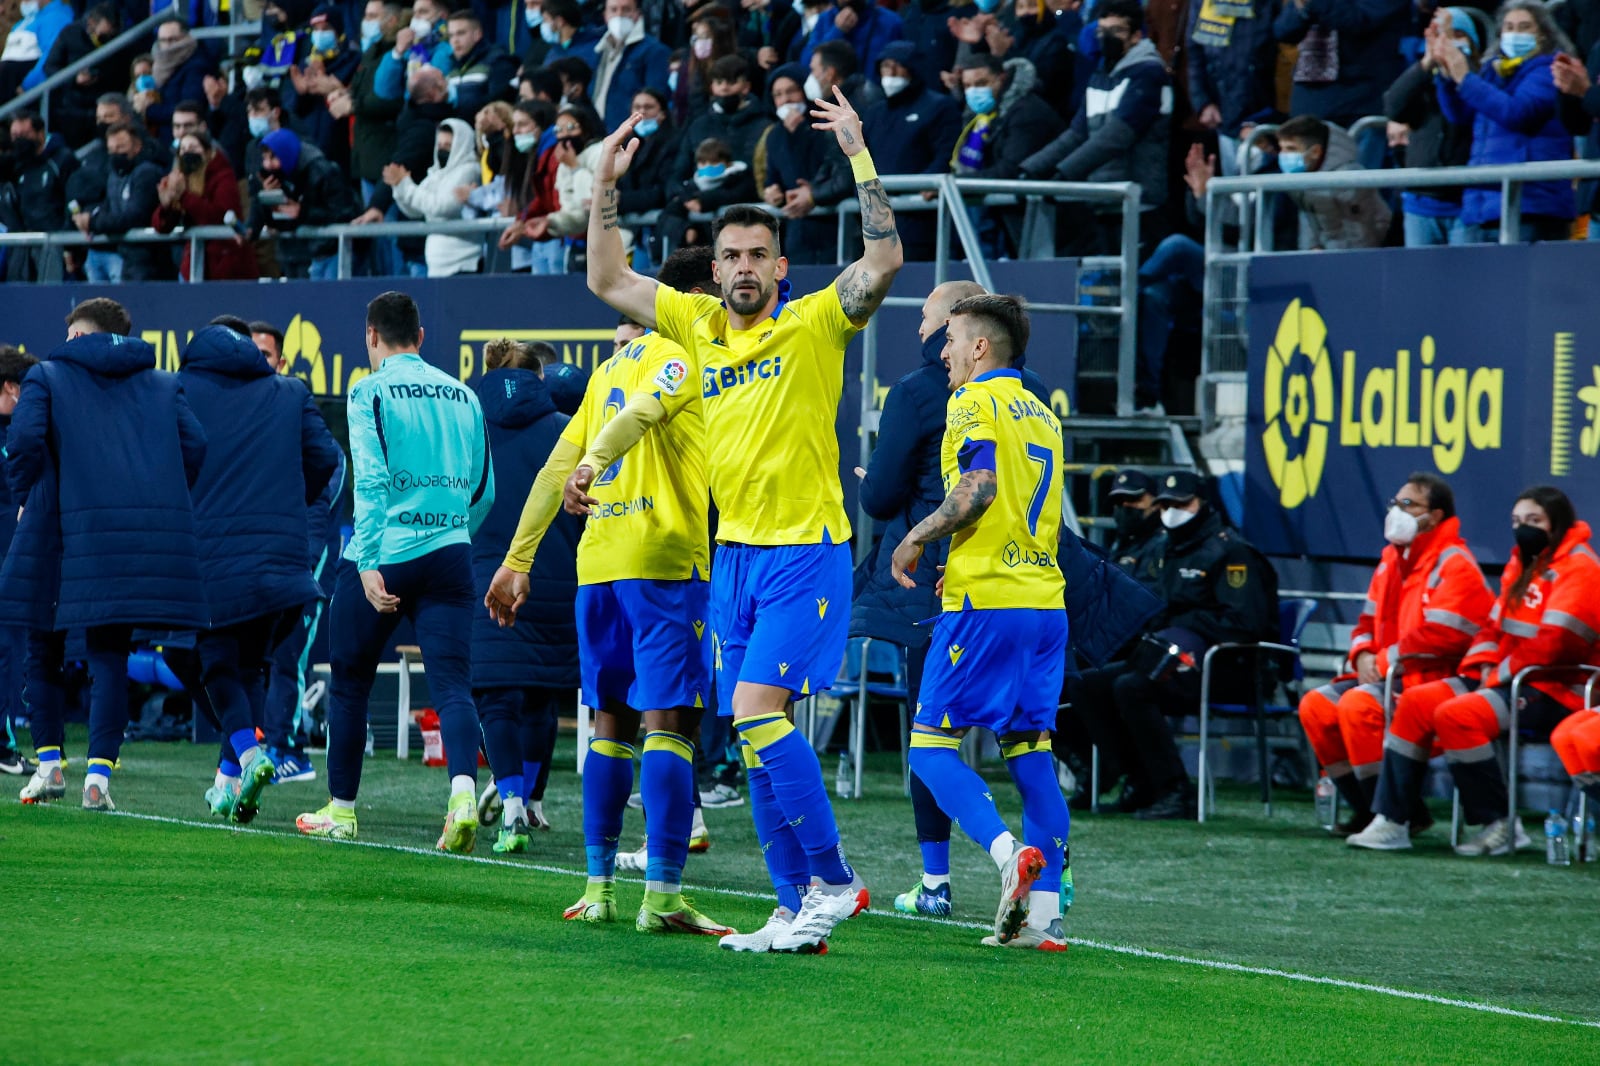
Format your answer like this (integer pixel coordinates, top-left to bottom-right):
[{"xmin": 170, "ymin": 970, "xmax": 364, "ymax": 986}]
[
  {"xmin": 572, "ymin": 88, "xmax": 902, "ymax": 954},
  {"xmin": 297, "ymin": 292, "xmax": 495, "ymax": 851},
  {"xmin": 485, "ymin": 311, "xmax": 734, "ymax": 937},
  {"xmin": 891, "ymin": 295, "xmax": 1072, "ymax": 953}
]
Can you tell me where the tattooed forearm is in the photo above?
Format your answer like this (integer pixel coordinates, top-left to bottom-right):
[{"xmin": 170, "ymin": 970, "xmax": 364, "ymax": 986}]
[
  {"xmin": 908, "ymin": 470, "xmax": 997, "ymax": 543},
  {"xmin": 857, "ymin": 178, "xmax": 898, "ymax": 245},
  {"xmin": 600, "ymin": 185, "xmax": 620, "ymax": 231}
]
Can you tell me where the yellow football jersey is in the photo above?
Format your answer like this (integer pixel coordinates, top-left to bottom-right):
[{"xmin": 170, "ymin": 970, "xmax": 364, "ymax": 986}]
[
  {"xmin": 939, "ymin": 369, "xmax": 1065, "ymax": 610},
  {"xmin": 654, "ymin": 281, "xmax": 857, "ymax": 547},
  {"xmin": 560, "ymin": 331, "xmax": 710, "ymax": 584}
]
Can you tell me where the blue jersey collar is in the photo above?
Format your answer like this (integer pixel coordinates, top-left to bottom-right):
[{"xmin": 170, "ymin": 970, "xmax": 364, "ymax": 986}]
[{"xmin": 973, "ymin": 368, "xmax": 1021, "ymax": 382}]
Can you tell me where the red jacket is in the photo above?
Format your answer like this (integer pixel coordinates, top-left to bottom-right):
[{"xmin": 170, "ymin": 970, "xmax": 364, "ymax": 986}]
[
  {"xmin": 151, "ymin": 154, "xmax": 257, "ymax": 281},
  {"xmin": 1348, "ymin": 516, "xmax": 1493, "ymax": 684},
  {"xmin": 517, "ymin": 147, "xmax": 561, "ymax": 224},
  {"xmin": 1461, "ymin": 521, "xmax": 1600, "ymax": 711}
]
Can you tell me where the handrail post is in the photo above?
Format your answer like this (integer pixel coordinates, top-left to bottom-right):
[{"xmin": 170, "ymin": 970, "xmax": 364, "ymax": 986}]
[
  {"xmin": 190, "ymin": 233, "xmax": 205, "ymax": 283},
  {"xmin": 934, "ymin": 188, "xmax": 949, "ymax": 285},
  {"xmin": 942, "ymin": 175, "xmax": 993, "ymax": 290},
  {"xmin": 1500, "ymin": 178, "xmax": 1522, "ymax": 245},
  {"xmin": 1116, "ymin": 182, "xmax": 1140, "ymax": 417},
  {"xmin": 337, "ymin": 232, "xmax": 351, "ymax": 279}
]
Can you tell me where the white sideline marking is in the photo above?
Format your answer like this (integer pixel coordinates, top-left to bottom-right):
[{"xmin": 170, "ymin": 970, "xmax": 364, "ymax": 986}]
[{"xmin": 39, "ymin": 806, "xmax": 1600, "ymax": 1030}]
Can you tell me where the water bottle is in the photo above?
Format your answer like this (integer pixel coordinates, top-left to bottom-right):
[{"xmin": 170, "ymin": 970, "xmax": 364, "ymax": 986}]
[
  {"xmin": 1545, "ymin": 809, "xmax": 1570, "ymax": 866},
  {"xmin": 835, "ymin": 752, "xmax": 852, "ymax": 798},
  {"xmin": 1315, "ymin": 775, "xmax": 1337, "ymax": 829}
]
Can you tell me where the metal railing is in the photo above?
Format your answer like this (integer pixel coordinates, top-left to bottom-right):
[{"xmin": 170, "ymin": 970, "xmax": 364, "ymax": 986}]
[
  {"xmin": 0, "ymin": 3, "xmax": 263, "ymax": 127},
  {"xmin": 1198, "ymin": 157, "xmax": 1600, "ymax": 431}
]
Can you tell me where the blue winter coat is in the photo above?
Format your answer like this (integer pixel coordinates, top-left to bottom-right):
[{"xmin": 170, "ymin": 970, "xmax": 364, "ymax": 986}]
[
  {"xmin": 1274, "ymin": 0, "xmax": 1409, "ymax": 125},
  {"xmin": 1187, "ymin": 0, "xmax": 1281, "ymax": 137},
  {"xmin": 895, "ymin": 0, "xmax": 977, "ymax": 92},
  {"xmin": 179, "ymin": 326, "xmax": 342, "ymax": 628},
  {"xmin": 849, "ymin": 325, "xmax": 1051, "ymax": 647},
  {"xmin": 802, "ymin": 0, "xmax": 904, "ymax": 72},
  {"xmin": 0, "ymin": 431, "xmax": 60, "ymax": 630},
  {"xmin": 861, "ymin": 52, "xmax": 964, "ymax": 176},
  {"xmin": 144, "ymin": 49, "xmax": 219, "ymax": 141},
  {"xmin": 4, "ymin": 334, "xmax": 208, "ymax": 631},
  {"xmin": 1438, "ymin": 52, "xmax": 1576, "ymax": 225},
  {"xmin": 592, "ymin": 34, "xmax": 672, "ymax": 132},
  {"xmin": 470, "ymin": 369, "xmax": 582, "ymax": 690}
]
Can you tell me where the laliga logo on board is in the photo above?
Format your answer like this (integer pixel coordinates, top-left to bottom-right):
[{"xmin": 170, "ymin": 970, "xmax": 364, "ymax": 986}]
[{"xmin": 1261, "ymin": 299, "xmax": 1334, "ymax": 509}]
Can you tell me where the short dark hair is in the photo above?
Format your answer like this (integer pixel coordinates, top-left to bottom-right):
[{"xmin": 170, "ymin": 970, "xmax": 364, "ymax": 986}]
[
  {"xmin": 208, "ymin": 314, "xmax": 252, "ymax": 334},
  {"xmin": 249, "ymin": 320, "xmax": 284, "ymax": 349},
  {"xmin": 949, "ymin": 293, "xmax": 1029, "ymax": 364},
  {"xmin": 709, "ymin": 53, "xmax": 749, "ymax": 84},
  {"xmin": 0, "ymin": 345, "xmax": 39, "ymax": 386},
  {"xmin": 548, "ymin": 55, "xmax": 593, "ymax": 89},
  {"xmin": 10, "ymin": 110, "xmax": 43, "ymax": 134},
  {"xmin": 245, "ymin": 86, "xmax": 282, "ymax": 113},
  {"xmin": 543, "ymin": 0, "xmax": 581, "ymax": 26},
  {"xmin": 1277, "ymin": 114, "xmax": 1329, "ymax": 151},
  {"xmin": 106, "ymin": 120, "xmax": 145, "ymax": 145},
  {"xmin": 657, "ymin": 245, "xmax": 716, "ymax": 293},
  {"xmin": 814, "ymin": 40, "xmax": 857, "ymax": 79},
  {"xmin": 160, "ymin": 14, "xmax": 190, "ymax": 32},
  {"xmin": 1405, "ymin": 472, "xmax": 1456, "ymax": 519},
  {"xmin": 447, "ymin": 9, "xmax": 481, "ymax": 28},
  {"xmin": 711, "ymin": 204, "xmax": 781, "ymax": 252},
  {"xmin": 173, "ymin": 98, "xmax": 207, "ymax": 120},
  {"xmin": 87, "ymin": 3, "xmax": 119, "ymax": 26},
  {"xmin": 96, "ymin": 92, "xmax": 133, "ymax": 116},
  {"xmin": 695, "ymin": 137, "xmax": 732, "ymax": 163},
  {"xmin": 66, "ymin": 297, "xmax": 132, "ymax": 336},
  {"xmin": 1095, "ymin": 0, "xmax": 1144, "ymax": 33},
  {"xmin": 527, "ymin": 341, "xmax": 557, "ymax": 366},
  {"xmin": 516, "ymin": 99, "xmax": 556, "ymax": 131},
  {"xmin": 522, "ymin": 66, "xmax": 562, "ymax": 101},
  {"xmin": 366, "ymin": 291, "xmax": 422, "ymax": 349},
  {"xmin": 631, "ymin": 86, "xmax": 669, "ymax": 112},
  {"xmin": 958, "ymin": 53, "xmax": 1005, "ymax": 76}
]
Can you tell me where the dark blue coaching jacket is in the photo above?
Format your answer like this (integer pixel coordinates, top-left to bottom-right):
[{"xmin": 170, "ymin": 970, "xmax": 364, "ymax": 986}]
[
  {"xmin": 850, "ymin": 326, "xmax": 1162, "ymax": 666},
  {"xmin": 471, "ymin": 368, "xmax": 581, "ymax": 690},
  {"xmin": 180, "ymin": 326, "xmax": 342, "ymax": 628},
  {"xmin": 3, "ymin": 333, "xmax": 209, "ymax": 631}
]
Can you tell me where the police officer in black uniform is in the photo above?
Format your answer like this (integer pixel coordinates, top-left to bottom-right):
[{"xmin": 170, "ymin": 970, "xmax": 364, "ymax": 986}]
[
  {"xmin": 1068, "ymin": 470, "xmax": 1279, "ymax": 819},
  {"xmin": 1107, "ymin": 468, "xmax": 1166, "ymax": 593}
]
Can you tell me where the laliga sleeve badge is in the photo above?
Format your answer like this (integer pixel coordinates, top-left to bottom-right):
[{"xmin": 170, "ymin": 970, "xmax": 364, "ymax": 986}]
[{"xmin": 653, "ymin": 358, "xmax": 688, "ymax": 395}]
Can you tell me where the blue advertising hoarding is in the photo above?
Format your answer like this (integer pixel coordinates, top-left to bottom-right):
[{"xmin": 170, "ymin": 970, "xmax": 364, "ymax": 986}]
[{"xmin": 1246, "ymin": 243, "xmax": 1600, "ymax": 565}]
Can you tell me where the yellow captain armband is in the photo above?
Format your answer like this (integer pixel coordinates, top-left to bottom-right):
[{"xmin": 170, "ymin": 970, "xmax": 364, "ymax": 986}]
[{"xmin": 850, "ymin": 149, "xmax": 878, "ymax": 184}]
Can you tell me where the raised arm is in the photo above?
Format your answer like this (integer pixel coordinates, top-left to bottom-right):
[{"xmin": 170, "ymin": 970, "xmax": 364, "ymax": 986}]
[
  {"xmin": 812, "ymin": 87, "xmax": 905, "ymax": 326},
  {"xmin": 588, "ymin": 113, "xmax": 662, "ymax": 328}
]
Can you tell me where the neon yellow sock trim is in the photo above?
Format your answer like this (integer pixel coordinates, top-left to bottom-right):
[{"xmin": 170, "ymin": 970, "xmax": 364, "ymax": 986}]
[
  {"xmin": 36, "ymin": 746, "xmax": 61, "ymax": 756},
  {"xmin": 642, "ymin": 731, "xmax": 695, "ymax": 762},
  {"xmin": 87, "ymin": 758, "xmax": 115, "ymax": 770},
  {"xmin": 1002, "ymin": 739, "xmax": 1052, "ymax": 760},
  {"xmin": 740, "ymin": 715, "xmax": 795, "ymax": 751},
  {"xmin": 909, "ymin": 731, "xmax": 962, "ymax": 750},
  {"xmin": 738, "ymin": 740, "xmax": 764, "ymax": 770},
  {"xmin": 588, "ymin": 739, "xmax": 636, "ymax": 761}
]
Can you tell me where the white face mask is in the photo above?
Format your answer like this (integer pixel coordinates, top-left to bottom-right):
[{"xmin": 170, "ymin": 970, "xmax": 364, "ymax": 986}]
[
  {"xmin": 777, "ymin": 101, "xmax": 805, "ymax": 122},
  {"xmin": 1384, "ymin": 505, "xmax": 1419, "ymax": 546},
  {"xmin": 1161, "ymin": 506, "xmax": 1197, "ymax": 530},
  {"xmin": 802, "ymin": 10, "xmax": 820, "ymax": 32},
  {"xmin": 607, "ymin": 15, "xmax": 635, "ymax": 40},
  {"xmin": 881, "ymin": 74, "xmax": 910, "ymax": 97},
  {"xmin": 241, "ymin": 64, "xmax": 266, "ymax": 91},
  {"xmin": 409, "ymin": 16, "xmax": 432, "ymax": 37},
  {"xmin": 803, "ymin": 72, "xmax": 824, "ymax": 102}
]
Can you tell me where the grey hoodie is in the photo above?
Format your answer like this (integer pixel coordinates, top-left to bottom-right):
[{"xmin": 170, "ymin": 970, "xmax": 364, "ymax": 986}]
[{"xmin": 393, "ymin": 116, "xmax": 483, "ymax": 277}]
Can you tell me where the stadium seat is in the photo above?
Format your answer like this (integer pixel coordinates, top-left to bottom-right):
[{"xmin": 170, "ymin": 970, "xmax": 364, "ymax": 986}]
[
  {"xmin": 832, "ymin": 637, "xmax": 911, "ymax": 799},
  {"xmin": 1196, "ymin": 597, "xmax": 1319, "ymax": 822}
]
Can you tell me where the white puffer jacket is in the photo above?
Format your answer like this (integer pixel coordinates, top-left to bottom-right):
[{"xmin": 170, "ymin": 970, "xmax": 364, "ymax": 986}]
[{"xmin": 393, "ymin": 116, "xmax": 483, "ymax": 277}]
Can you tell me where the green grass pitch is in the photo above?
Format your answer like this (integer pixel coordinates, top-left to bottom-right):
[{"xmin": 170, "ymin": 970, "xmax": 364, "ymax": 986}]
[{"xmin": 2, "ymin": 730, "xmax": 1597, "ymax": 1064}]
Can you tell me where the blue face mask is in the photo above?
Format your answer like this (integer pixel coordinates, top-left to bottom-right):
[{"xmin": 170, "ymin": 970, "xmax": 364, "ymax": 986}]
[
  {"xmin": 540, "ymin": 22, "xmax": 560, "ymax": 43},
  {"xmin": 974, "ymin": 0, "xmax": 1000, "ymax": 11},
  {"xmin": 964, "ymin": 85, "xmax": 996, "ymax": 114},
  {"xmin": 695, "ymin": 162, "xmax": 727, "ymax": 180},
  {"xmin": 1278, "ymin": 150, "xmax": 1307, "ymax": 174},
  {"xmin": 668, "ymin": 69, "xmax": 679, "ymax": 92},
  {"xmin": 248, "ymin": 114, "xmax": 271, "ymax": 138},
  {"xmin": 635, "ymin": 117, "xmax": 659, "ymax": 137},
  {"xmin": 311, "ymin": 28, "xmax": 337, "ymax": 51},
  {"xmin": 524, "ymin": 5, "xmax": 542, "ymax": 27},
  {"xmin": 1499, "ymin": 30, "xmax": 1537, "ymax": 58},
  {"xmin": 360, "ymin": 18, "xmax": 382, "ymax": 49},
  {"xmin": 514, "ymin": 132, "xmax": 538, "ymax": 152}
]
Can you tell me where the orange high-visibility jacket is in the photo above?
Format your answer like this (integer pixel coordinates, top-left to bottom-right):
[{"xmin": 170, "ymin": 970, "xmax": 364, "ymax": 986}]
[
  {"xmin": 1460, "ymin": 520, "xmax": 1600, "ymax": 711},
  {"xmin": 1348, "ymin": 516, "xmax": 1494, "ymax": 685}
]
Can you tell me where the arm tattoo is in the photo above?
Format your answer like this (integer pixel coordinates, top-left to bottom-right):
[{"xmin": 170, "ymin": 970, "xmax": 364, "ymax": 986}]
[
  {"xmin": 837, "ymin": 262, "xmax": 874, "ymax": 321},
  {"xmin": 856, "ymin": 177, "xmax": 898, "ymax": 245},
  {"xmin": 908, "ymin": 469, "xmax": 997, "ymax": 544},
  {"xmin": 600, "ymin": 185, "xmax": 620, "ymax": 230}
]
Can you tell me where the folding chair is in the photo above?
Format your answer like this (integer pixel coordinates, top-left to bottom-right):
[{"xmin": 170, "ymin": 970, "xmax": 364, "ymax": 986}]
[
  {"xmin": 1196, "ymin": 597, "xmax": 1318, "ymax": 823},
  {"xmin": 833, "ymin": 637, "xmax": 911, "ymax": 799}
]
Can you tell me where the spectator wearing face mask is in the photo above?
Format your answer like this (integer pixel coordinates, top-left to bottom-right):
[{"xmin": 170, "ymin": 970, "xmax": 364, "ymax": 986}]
[
  {"xmin": 539, "ymin": 104, "xmax": 631, "ymax": 260},
  {"xmin": 201, "ymin": 69, "xmax": 250, "ymax": 175},
  {"xmin": 756, "ymin": 63, "xmax": 850, "ymax": 264},
  {"xmin": 497, "ymin": 99, "xmax": 563, "ymax": 273},
  {"xmin": 670, "ymin": 54, "xmax": 771, "ymax": 185},
  {"xmin": 243, "ymin": 86, "xmax": 288, "ymax": 186},
  {"xmin": 153, "ymin": 127, "xmax": 257, "ymax": 280},
  {"xmin": 676, "ymin": 4, "xmax": 738, "ymax": 120},
  {"xmin": 374, "ymin": 0, "xmax": 454, "ymax": 100},
  {"xmin": 248, "ymin": 127, "xmax": 361, "ymax": 278},
  {"xmin": 547, "ymin": 54, "xmax": 596, "ymax": 110},
  {"xmin": 591, "ymin": 0, "xmax": 671, "ymax": 130},
  {"xmin": 138, "ymin": 17, "xmax": 217, "ymax": 146},
  {"xmin": 248, "ymin": 0, "xmax": 317, "ymax": 91},
  {"xmin": 60, "ymin": 95, "xmax": 153, "ymax": 279},
  {"xmin": 661, "ymin": 137, "xmax": 759, "ymax": 251},
  {"xmin": 801, "ymin": 0, "xmax": 904, "ymax": 71},
  {"xmin": 73, "ymin": 121, "xmax": 168, "ymax": 282},
  {"xmin": 335, "ymin": 0, "xmax": 405, "ymax": 254},
  {"xmin": 737, "ymin": 0, "xmax": 803, "ymax": 77},
  {"xmin": 353, "ymin": 66, "xmax": 457, "ymax": 276},
  {"xmin": 41, "ymin": 3, "xmax": 123, "ymax": 151},
  {"xmin": 949, "ymin": 52, "xmax": 1063, "ymax": 256},
  {"xmin": 0, "ymin": 0, "xmax": 73, "ymax": 101},
  {"xmin": 806, "ymin": 36, "xmax": 884, "ymax": 112},
  {"xmin": 390, "ymin": 116, "xmax": 484, "ymax": 276},
  {"xmin": 0, "ymin": 112, "xmax": 78, "ymax": 282},
  {"xmin": 978, "ymin": 0, "xmax": 1074, "ymax": 122},
  {"xmin": 862, "ymin": 41, "xmax": 962, "ymax": 260},
  {"xmin": 530, "ymin": 0, "xmax": 602, "ymax": 72},
  {"xmin": 288, "ymin": 5, "xmax": 362, "ymax": 164},
  {"xmin": 438, "ymin": 10, "xmax": 520, "ymax": 113},
  {"xmin": 613, "ymin": 87, "xmax": 681, "ymax": 268},
  {"xmin": 1273, "ymin": 114, "xmax": 1392, "ymax": 250}
]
